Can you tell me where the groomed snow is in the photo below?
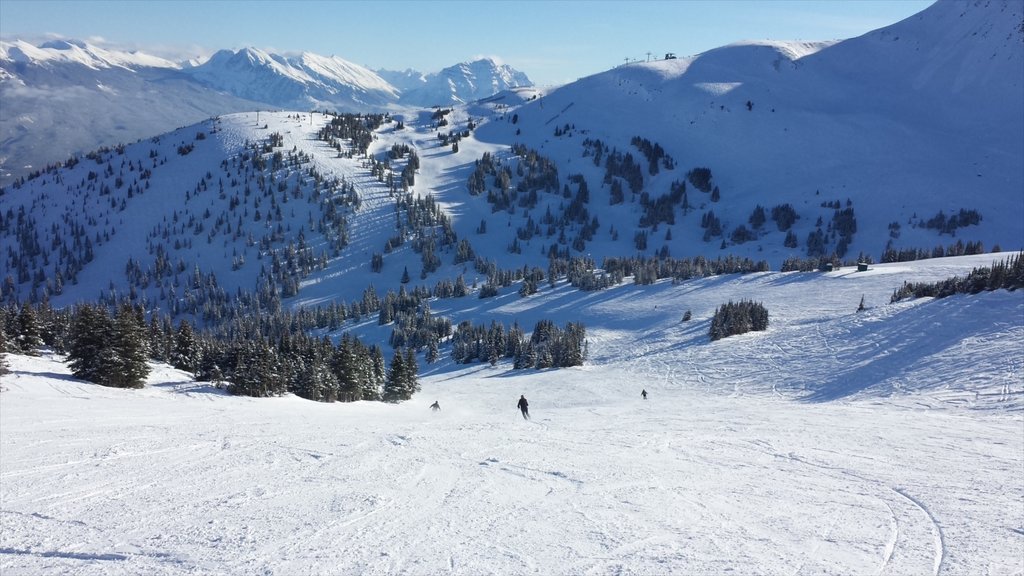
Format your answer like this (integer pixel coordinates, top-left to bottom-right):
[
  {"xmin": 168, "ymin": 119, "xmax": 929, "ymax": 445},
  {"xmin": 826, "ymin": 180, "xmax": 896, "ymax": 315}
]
[{"xmin": 2, "ymin": 254, "xmax": 1022, "ymax": 575}]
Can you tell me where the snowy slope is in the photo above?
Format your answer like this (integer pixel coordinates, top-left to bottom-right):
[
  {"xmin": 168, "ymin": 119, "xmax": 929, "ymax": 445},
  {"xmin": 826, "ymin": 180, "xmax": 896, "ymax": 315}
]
[{"xmin": 2, "ymin": 254, "xmax": 1022, "ymax": 575}]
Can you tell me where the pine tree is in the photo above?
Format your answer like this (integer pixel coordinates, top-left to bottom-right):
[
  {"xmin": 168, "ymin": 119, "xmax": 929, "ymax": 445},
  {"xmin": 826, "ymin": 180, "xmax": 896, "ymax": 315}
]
[
  {"xmin": 383, "ymin": 349, "xmax": 408, "ymax": 402},
  {"xmin": 15, "ymin": 303, "xmax": 43, "ymax": 356},
  {"xmin": 381, "ymin": 347, "xmax": 418, "ymax": 402},
  {"xmin": 404, "ymin": 347, "xmax": 419, "ymax": 395},
  {"xmin": 334, "ymin": 334, "xmax": 362, "ymax": 402},
  {"xmin": 426, "ymin": 336, "xmax": 439, "ymax": 364},
  {"xmin": 366, "ymin": 345, "xmax": 386, "ymax": 401},
  {"xmin": 108, "ymin": 304, "xmax": 150, "ymax": 388},
  {"xmin": 0, "ymin": 326, "xmax": 9, "ymax": 377},
  {"xmin": 172, "ymin": 320, "xmax": 199, "ymax": 374},
  {"xmin": 148, "ymin": 315, "xmax": 167, "ymax": 362},
  {"xmin": 67, "ymin": 304, "xmax": 112, "ymax": 383}
]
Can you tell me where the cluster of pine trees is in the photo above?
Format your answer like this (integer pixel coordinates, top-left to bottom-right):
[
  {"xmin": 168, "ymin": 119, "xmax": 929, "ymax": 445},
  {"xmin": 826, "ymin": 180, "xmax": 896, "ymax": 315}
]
[
  {"xmin": 0, "ymin": 301, "xmax": 419, "ymax": 403},
  {"xmin": 890, "ymin": 252, "xmax": 1023, "ymax": 302},
  {"xmin": 919, "ymin": 208, "xmax": 982, "ymax": 235},
  {"xmin": 316, "ymin": 112, "xmax": 389, "ymax": 158},
  {"xmin": 66, "ymin": 303, "xmax": 150, "ymax": 388},
  {"xmin": 602, "ymin": 255, "xmax": 769, "ymax": 285},
  {"xmin": 880, "ymin": 239, "xmax": 989, "ymax": 263},
  {"xmin": 709, "ymin": 300, "xmax": 769, "ymax": 341},
  {"xmin": 450, "ymin": 319, "xmax": 586, "ymax": 369}
]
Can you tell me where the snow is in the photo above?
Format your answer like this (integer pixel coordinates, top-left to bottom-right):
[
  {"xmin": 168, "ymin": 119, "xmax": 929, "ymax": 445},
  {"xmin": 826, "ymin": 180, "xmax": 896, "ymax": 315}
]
[
  {"xmin": 2, "ymin": 254, "xmax": 1023, "ymax": 575},
  {"xmin": 1, "ymin": 3, "xmax": 1023, "ymax": 570}
]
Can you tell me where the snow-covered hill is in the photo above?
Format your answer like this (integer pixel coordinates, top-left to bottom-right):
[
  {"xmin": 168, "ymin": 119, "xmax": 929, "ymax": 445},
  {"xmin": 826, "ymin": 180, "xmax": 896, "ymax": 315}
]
[
  {"xmin": 471, "ymin": 0, "xmax": 1023, "ymax": 266},
  {"xmin": 2, "ymin": 253, "xmax": 1021, "ymax": 575}
]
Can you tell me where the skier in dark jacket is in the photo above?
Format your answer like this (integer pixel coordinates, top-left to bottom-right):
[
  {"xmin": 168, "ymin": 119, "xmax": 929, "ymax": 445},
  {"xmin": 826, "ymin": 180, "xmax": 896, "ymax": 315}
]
[
  {"xmin": 641, "ymin": 389, "xmax": 647, "ymax": 399},
  {"xmin": 517, "ymin": 395, "xmax": 530, "ymax": 420},
  {"xmin": 430, "ymin": 401, "xmax": 440, "ymax": 411}
]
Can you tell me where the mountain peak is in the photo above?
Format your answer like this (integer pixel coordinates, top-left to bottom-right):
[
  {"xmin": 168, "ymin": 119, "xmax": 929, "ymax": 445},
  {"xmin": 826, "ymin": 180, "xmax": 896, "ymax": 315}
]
[
  {"xmin": 395, "ymin": 57, "xmax": 533, "ymax": 105},
  {"xmin": 39, "ymin": 38, "xmax": 89, "ymax": 50}
]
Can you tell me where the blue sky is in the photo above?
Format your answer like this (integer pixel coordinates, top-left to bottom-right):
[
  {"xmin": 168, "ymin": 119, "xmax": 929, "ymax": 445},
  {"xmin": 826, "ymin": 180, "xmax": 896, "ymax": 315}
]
[{"xmin": 1, "ymin": 0, "xmax": 934, "ymax": 85}]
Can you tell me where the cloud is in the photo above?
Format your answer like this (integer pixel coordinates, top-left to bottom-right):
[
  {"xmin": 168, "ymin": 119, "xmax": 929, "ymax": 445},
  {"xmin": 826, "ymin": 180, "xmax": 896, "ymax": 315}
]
[{"xmin": 471, "ymin": 54, "xmax": 505, "ymax": 65}]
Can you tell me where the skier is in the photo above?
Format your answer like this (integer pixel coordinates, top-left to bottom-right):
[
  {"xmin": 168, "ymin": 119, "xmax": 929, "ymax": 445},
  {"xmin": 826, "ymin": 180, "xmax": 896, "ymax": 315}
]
[
  {"xmin": 517, "ymin": 395, "xmax": 530, "ymax": 420},
  {"xmin": 430, "ymin": 401, "xmax": 440, "ymax": 411},
  {"xmin": 641, "ymin": 389, "xmax": 647, "ymax": 399}
]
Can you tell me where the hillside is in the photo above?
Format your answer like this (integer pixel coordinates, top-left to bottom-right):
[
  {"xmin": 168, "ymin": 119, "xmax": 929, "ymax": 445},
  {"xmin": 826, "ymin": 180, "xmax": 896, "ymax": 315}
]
[
  {"xmin": 2, "ymin": 253, "xmax": 1022, "ymax": 575},
  {"xmin": 471, "ymin": 0, "xmax": 1023, "ymax": 266}
]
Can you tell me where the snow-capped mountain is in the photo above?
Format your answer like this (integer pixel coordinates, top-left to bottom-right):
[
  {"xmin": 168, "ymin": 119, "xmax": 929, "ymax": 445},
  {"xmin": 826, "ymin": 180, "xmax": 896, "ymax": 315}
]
[
  {"xmin": 382, "ymin": 58, "xmax": 534, "ymax": 106},
  {"xmin": 183, "ymin": 47, "xmax": 399, "ymax": 110},
  {"xmin": 374, "ymin": 67, "xmax": 428, "ymax": 92},
  {"xmin": 1, "ymin": 38, "xmax": 181, "ymax": 70},
  {"xmin": 0, "ymin": 43, "xmax": 534, "ymax": 187},
  {"xmin": 0, "ymin": 40, "xmax": 262, "ymax": 187}
]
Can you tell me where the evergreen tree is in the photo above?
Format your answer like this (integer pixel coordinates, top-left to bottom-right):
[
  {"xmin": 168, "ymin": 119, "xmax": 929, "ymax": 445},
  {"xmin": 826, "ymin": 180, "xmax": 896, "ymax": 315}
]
[
  {"xmin": 366, "ymin": 345, "xmax": 386, "ymax": 401},
  {"xmin": 404, "ymin": 347, "xmax": 420, "ymax": 395},
  {"xmin": 108, "ymin": 304, "xmax": 150, "ymax": 388},
  {"xmin": 172, "ymin": 320, "xmax": 200, "ymax": 374},
  {"xmin": 383, "ymin": 349, "xmax": 408, "ymax": 402},
  {"xmin": 67, "ymin": 304, "xmax": 112, "ymax": 383},
  {"xmin": 426, "ymin": 336, "xmax": 440, "ymax": 364},
  {"xmin": 0, "ymin": 325, "xmax": 9, "ymax": 377},
  {"xmin": 15, "ymin": 303, "xmax": 43, "ymax": 355},
  {"xmin": 383, "ymin": 348, "xmax": 418, "ymax": 402},
  {"xmin": 334, "ymin": 334, "xmax": 362, "ymax": 402}
]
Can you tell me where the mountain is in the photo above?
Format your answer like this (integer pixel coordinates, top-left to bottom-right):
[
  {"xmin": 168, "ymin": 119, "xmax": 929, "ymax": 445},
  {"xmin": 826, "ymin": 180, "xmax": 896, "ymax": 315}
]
[
  {"xmin": 0, "ymin": 40, "xmax": 265, "ymax": 187},
  {"xmin": 183, "ymin": 47, "xmax": 399, "ymax": 110},
  {"xmin": 0, "ymin": 0, "xmax": 1020, "ymax": 318},
  {"xmin": 375, "ymin": 67, "xmax": 428, "ymax": 92},
  {"xmin": 0, "ymin": 43, "xmax": 534, "ymax": 187},
  {"xmin": 381, "ymin": 58, "xmax": 535, "ymax": 106},
  {"xmin": 471, "ymin": 0, "xmax": 1023, "ymax": 265}
]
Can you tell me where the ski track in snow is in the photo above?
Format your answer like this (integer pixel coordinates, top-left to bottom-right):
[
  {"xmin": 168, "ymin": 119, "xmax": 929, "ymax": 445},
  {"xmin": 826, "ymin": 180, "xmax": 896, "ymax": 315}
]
[{"xmin": 2, "ymin": 323, "xmax": 1023, "ymax": 576}]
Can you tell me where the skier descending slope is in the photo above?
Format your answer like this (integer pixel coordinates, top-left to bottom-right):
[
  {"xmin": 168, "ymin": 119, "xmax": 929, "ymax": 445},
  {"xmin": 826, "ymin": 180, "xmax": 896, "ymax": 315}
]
[{"xmin": 517, "ymin": 395, "xmax": 530, "ymax": 420}]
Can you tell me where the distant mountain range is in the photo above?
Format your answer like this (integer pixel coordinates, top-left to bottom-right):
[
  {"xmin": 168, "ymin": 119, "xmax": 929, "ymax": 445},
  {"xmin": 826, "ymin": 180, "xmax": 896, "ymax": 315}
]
[
  {"xmin": 378, "ymin": 59, "xmax": 533, "ymax": 106},
  {"xmin": 0, "ymin": 40, "xmax": 533, "ymax": 185}
]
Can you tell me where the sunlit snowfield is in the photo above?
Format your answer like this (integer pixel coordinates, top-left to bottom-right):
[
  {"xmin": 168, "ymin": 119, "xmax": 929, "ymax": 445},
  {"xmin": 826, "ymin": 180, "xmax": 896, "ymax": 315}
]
[{"xmin": 2, "ymin": 254, "xmax": 1022, "ymax": 575}]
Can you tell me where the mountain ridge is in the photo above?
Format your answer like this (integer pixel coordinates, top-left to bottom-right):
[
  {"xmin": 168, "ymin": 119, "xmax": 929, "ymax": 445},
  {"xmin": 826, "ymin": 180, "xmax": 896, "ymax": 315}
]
[{"xmin": 0, "ymin": 41, "xmax": 534, "ymax": 185}]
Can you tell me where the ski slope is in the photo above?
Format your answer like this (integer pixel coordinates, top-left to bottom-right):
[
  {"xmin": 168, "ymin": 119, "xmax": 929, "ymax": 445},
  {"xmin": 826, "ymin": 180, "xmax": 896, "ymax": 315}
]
[{"xmin": 2, "ymin": 254, "xmax": 1022, "ymax": 575}]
